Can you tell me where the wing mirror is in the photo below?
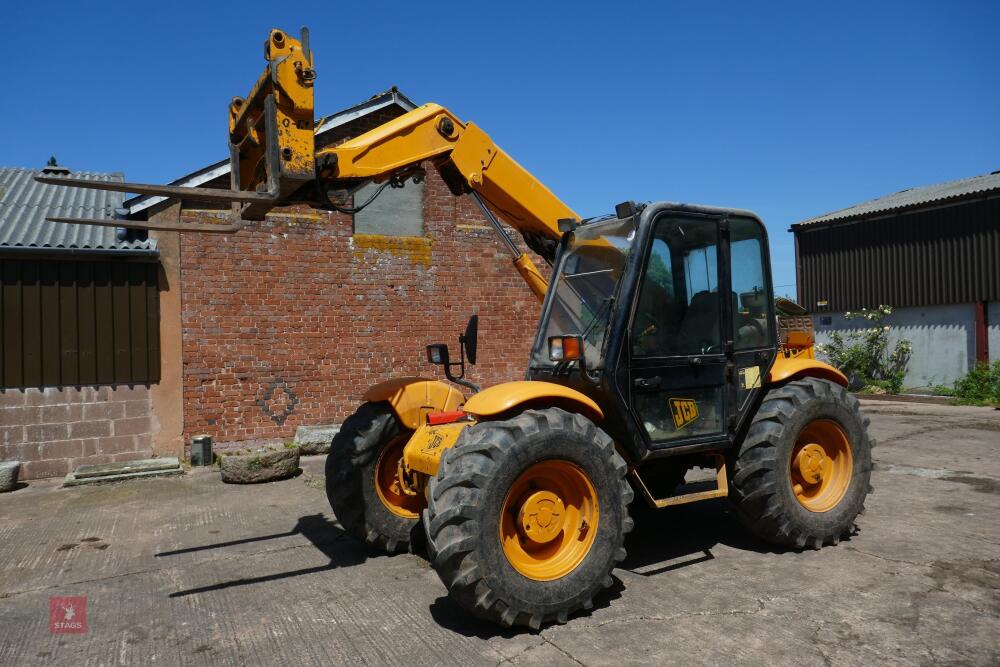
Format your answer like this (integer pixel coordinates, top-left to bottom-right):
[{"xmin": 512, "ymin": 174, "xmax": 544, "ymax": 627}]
[
  {"xmin": 461, "ymin": 314, "xmax": 478, "ymax": 365},
  {"xmin": 425, "ymin": 314, "xmax": 480, "ymax": 393}
]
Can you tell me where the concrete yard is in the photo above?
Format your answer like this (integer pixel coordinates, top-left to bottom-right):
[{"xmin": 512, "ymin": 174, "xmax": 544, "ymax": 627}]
[{"xmin": 1, "ymin": 400, "xmax": 998, "ymax": 666}]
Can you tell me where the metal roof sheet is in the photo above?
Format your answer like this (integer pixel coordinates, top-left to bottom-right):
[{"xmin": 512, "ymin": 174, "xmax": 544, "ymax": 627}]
[
  {"xmin": 0, "ymin": 167, "xmax": 157, "ymax": 253},
  {"xmin": 793, "ymin": 170, "xmax": 1000, "ymax": 229}
]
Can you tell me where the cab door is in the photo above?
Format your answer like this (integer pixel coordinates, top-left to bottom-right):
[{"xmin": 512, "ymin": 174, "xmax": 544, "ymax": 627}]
[
  {"xmin": 625, "ymin": 209, "xmax": 778, "ymax": 451},
  {"xmin": 627, "ymin": 212, "xmax": 729, "ymax": 449}
]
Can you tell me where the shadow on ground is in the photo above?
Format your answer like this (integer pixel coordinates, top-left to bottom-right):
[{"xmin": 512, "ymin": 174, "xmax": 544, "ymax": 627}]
[
  {"xmin": 157, "ymin": 496, "xmax": 786, "ymax": 629},
  {"xmin": 621, "ymin": 497, "xmax": 789, "ymax": 577},
  {"xmin": 161, "ymin": 513, "xmax": 369, "ymax": 598},
  {"xmin": 428, "ymin": 578, "xmax": 627, "ymax": 639},
  {"xmin": 2, "ymin": 482, "xmax": 30, "ymax": 493}
]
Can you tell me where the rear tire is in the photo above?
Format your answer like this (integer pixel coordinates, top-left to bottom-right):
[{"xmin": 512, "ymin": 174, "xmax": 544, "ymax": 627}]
[
  {"xmin": 424, "ymin": 408, "xmax": 633, "ymax": 629},
  {"xmin": 729, "ymin": 377, "xmax": 873, "ymax": 549},
  {"xmin": 325, "ymin": 402, "xmax": 423, "ymax": 553}
]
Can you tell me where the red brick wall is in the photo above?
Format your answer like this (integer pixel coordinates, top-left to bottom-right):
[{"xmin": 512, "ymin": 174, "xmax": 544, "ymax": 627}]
[{"xmin": 178, "ymin": 165, "xmax": 544, "ymax": 448}]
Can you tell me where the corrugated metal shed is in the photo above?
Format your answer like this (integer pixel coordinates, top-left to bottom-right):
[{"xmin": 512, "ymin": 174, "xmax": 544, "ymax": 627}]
[
  {"xmin": 0, "ymin": 167, "xmax": 157, "ymax": 254},
  {"xmin": 794, "ymin": 193, "xmax": 1000, "ymax": 312},
  {"xmin": 794, "ymin": 170, "xmax": 1000, "ymax": 228}
]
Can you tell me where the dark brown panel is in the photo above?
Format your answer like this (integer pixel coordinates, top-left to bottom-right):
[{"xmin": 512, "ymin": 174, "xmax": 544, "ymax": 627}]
[
  {"xmin": 111, "ymin": 262, "xmax": 131, "ymax": 384},
  {"xmin": 77, "ymin": 262, "xmax": 97, "ymax": 385},
  {"xmin": 2, "ymin": 261, "xmax": 23, "ymax": 387},
  {"xmin": 40, "ymin": 262, "xmax": 60, "ymax": 386},
  {"xmin": 59, "ymin": 262, "xmax": 79, "ymax": 386},
  {"xmin": 0, "ymin": 262, "xmax": 3, "ymax": 385},
  {"xmin": 93, "ymin": 262, "xmax": 115, "ymax": 385},
  {"xmin": 0, "ymin": 258, "xmax": 161, "ymax": 389},
  {"xmin": 796, "ymin": 198, "xmax": 1000, "ymax": 312},
  {"xmin": 20, "ymin": 262, "xmax": 42, "ymax": 387},
  {"xmin": 128, "ymin": 263, "xmax": 148, "ymax": 381}
]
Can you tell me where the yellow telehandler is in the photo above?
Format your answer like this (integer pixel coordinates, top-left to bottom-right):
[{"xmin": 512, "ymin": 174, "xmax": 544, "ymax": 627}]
[{"xmin": 40, "ymin": 28, "xmax": 872, "ymax": 629}]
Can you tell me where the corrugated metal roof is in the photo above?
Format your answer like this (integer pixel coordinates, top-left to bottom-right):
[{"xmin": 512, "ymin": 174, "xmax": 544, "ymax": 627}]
[
  {"xmin": 793, "ymin": 170, "xmax": 1000, "ymax": 228},
  {"xmin": 124, "ymin": 87, "xmax": 418, "ymax": 217},
  {"xmin": 0, "ymin": 167, "xmax": 157, "ymax": 253}
]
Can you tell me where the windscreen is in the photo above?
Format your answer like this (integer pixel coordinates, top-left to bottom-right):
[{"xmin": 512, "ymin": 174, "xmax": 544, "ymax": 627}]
[{"xmin": 530, "ymin": 217, "xmax": 636, "ymax": 369}]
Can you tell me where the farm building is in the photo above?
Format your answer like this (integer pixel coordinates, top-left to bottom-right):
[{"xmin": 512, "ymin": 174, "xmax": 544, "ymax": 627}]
[
  {"xmin": 1, "ymin": 89, "xmax": 546, "ymax": 478},
  {"xmin": 0, "ymin": 164, "xmax": 161, "ymax": 479},
  {"xmin": 792, "ymin": 171, "xmax": 1000, "ymax": 388}
]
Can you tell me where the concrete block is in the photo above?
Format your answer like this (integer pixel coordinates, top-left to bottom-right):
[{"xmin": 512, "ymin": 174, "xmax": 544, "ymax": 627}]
[
  {"xmin": 114, "ymin": 417, "xmax": 152, "ymax": 437},
  {"xmin": 0, "ymin": 390, "xmax": 25, "ymax": 409},
  {"xmin": 69, "ymin": 420, "xmax": 112, "ymax": 439},
  {"xmin": 25, "ymin": 388, "xmax": 59, "ymax": 407},
  {"xmin": 99, "ymin": 436, "xmax": 138, "ymax": 456},
  {"xmin": 12, "ymin": 443, "xmax": 41, "ymax": 463},
  {"xmin": 26, "ymin": 423, "xmax": 70, "ymax": 443},
  {"xmin": 294, "ymin": 424, "xmax": 341, "ymax": 455},
  {"xmin": 21, "ymin": 459, "xmax": 70, "ymax": 479},
  {"xmin": 81, "ymin": 438, "xmax": 100, "ymax": 456},
  {"xmin": 123, "ymin": 400, "xmax": 150, "ymax": 418},
  {"xmin": 39, "ymin": 404, "xmax": 83, "ymax": 424},
  {"xmin": 39, "ymin": 440, "xmax": 84, "ymax": 460},
  {"xmin": 1, "ymin": 425, "xmax": 25, "ymax": 447},
  {"xmin": 83, "ymin": 402, "xmax": 126, "ymax": 421}
]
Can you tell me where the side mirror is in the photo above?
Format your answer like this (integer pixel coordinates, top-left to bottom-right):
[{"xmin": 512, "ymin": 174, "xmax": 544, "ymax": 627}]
[
  {"xmin": 461, "ymin": 314, "xmax": 478, "ymax": 365},
  {"xmin": 425, "ymin": 314, "xmax": 481, "ymax": 393},
  {"xmin": 426, "ymin": 343, "xmax": 450, "ymax": 366}
]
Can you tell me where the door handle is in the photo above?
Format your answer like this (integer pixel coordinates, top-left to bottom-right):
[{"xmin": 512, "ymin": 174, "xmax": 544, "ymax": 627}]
[{"xmin": 633, "ymin": 376, "xmax": 662, "ymax": 389}]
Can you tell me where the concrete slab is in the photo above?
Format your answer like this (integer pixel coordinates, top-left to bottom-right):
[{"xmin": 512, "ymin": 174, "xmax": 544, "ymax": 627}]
[
  {"xmin": 62, "ymin": 457, "xmax": 183, "ymax": 487},
  {"xmin": 73, "ymin": 458, "xmax": 181, "ymax": 479},
  {"xmin": 0, "ymin": 405, "xmax": 997, "ymax": 665}
]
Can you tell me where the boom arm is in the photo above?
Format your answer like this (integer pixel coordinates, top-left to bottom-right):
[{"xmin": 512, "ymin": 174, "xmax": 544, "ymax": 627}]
[
  {"xmin": 36, "ymin": 27, "xmax": 578, "ymax": 300},
  {"xmin": 314, "ymin": 103, "xmax": 574, "ymax": 298}
]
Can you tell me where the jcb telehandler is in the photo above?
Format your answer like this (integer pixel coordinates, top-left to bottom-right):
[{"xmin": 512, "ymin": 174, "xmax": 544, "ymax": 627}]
[{"xmin": 41, "ymin": 27, "xmax": 872, "ymax": 629}]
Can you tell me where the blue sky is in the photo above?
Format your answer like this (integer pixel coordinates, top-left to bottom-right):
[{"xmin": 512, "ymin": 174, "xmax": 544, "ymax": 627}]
[{"xmin": 6, "ymin": 1, "xmax": 998, "ymax": 295}]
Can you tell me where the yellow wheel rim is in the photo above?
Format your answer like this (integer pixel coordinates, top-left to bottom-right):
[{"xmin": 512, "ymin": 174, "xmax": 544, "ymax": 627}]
[
  {"xmin": 374, "ymin": 436, "xmax": 422, "ymax": 519},
  {"xmin": 790, "ymin": 419, "xmax": 853, "ymax": 513},
  {"xmin": 499, "ymin": 460, "xmax": 599, "ymax": 581}
]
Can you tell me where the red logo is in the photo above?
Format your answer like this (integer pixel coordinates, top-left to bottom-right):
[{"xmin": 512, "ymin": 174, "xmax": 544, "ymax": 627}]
[{"xmin": 49, "ymin": 596, "xmax": 87, "ymax": 634}]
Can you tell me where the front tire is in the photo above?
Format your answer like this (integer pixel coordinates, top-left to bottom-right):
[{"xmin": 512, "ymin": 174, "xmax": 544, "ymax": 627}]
[
  {"xmin": 424, "ymin": 408, "xmax": 633, "ymax": 629},
  {"xmin": 325, "ymin": 402, "xmax": 423, "ymax": 553},
  {"xmin": 729, "ymin": 377, "xmax": 873, "ymax": 549}
]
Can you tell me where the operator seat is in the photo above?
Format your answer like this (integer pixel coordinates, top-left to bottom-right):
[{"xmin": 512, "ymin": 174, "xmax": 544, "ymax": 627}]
[{"xmin": 675, "ymin": 291, "xmax": 736, "ymax": 354}]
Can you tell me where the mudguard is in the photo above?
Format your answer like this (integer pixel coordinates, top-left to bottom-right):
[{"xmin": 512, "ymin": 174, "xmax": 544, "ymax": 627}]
[
  {"xmin": 362, "ymin": 377, "xmax": 466, "ymax": 430},
  {"xmin": 767, "ymin": 357, "xmax": 848, "ymax": 387},
  {"xmin": 462, "ymin": 381, "xmax": 604, "ymax": 422}
]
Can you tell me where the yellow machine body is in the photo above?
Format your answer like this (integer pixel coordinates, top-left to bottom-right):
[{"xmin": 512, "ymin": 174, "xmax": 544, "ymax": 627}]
[
  {"xmin": 463, "ymin": 381, "xmax": 604, "ymax": 422},
  {"xmin": 768, "ymin": 356, "xmax": 848, "ymax": 387},
  {"xmin": 362, "ymin": 377, "xmax": 465, "ymax": 431},
  {"xmin": 390, "ymin": 380, "xmax": 605, "ymax": 479},
  {"xmin": 402, "ymin": 422, "xmax": 472, "ymax": 476}
]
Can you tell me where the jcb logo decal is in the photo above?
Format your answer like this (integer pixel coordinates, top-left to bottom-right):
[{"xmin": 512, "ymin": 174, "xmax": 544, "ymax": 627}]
[
  {"xmin": 421, "ymin": 431, "xmax": 445, "ymax": 453},
  {"xmin": 669, "ymin": 398, "xmax": 699, "ymax": 429}
]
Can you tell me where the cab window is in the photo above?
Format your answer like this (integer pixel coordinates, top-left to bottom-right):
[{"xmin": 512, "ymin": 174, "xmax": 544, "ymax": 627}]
[
  {"xmin": 631, "ymin": 217, "xmax": 721, "ymax": 357},
  {"xmin": 730, "ymin": 218, "xmax": 772, "ymax": 351}
]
